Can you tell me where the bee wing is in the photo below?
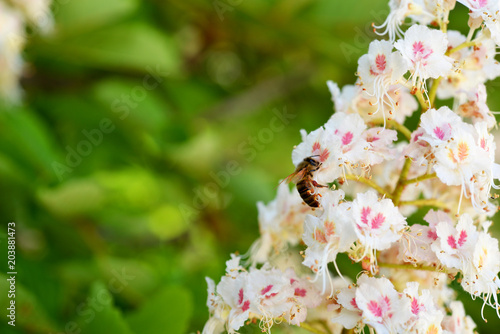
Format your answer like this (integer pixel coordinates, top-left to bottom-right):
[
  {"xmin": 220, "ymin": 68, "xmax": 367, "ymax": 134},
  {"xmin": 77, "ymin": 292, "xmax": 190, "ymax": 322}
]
[{"xmin": 279, "ymin": 168, "xmax": 308, "ymax": 186}]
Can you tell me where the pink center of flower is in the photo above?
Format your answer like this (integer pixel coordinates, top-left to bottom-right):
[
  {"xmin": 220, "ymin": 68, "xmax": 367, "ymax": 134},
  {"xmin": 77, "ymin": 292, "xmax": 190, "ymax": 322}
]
[
  {"xmin": 360, "ymin": 207, "xmax": 385, "ymax": 230},
  {"xmin": 411, "ymin": 298, "xmax": 421, "ymax": 315},
  {"xmin": 261, "ymin": 285, "xmax": 273, "ymax": 295},
  {"xmin": 312, "ymin": 141, "xmax": 330, "ymax": 162},
  {"xmin": 361, "ymin": 207, "xmax": 371, "ymax": 225},
  {"xmin": 367, "ymin": 300, "xmax": 383, "ymax": 317},
  {"xmin": 375, "ymin": 54, "xmax": 386, "ymax": 73},
  {"xmin": 294, "ymin": 288, "xmax": 307, "ymax": 297},
  {"xmin": 324, "ymin": 220, "xmax": 335, "ymax": 237},
  {"xmin": 447, "ymin": 235, "xmax": 459, "ymax": 249},
  {"xmin": 342, "ymin": 132, "xmax": 354, "ymax": 146},
  {"xmin": 350, "ymin": 297, "xmax": 359, "ymax": 309},
  {"xmin": 371, "ymin": 213, "xmax": 385, "ymax": 229},
  {"xmin": 412, "ymin": 41, "xmax": 433, "ymax": 62},
  {"xmin": 314, "ymin": 229, "xmax": 327, "ymax": 244},
  {"xmin": 427, "ymin": 230, "xmax": 438, "ymax": 240},
  {"xmin": 239, "ymin": 288, "xmax": 250, "ymax": 311},
  {"xmin": 458, "ymin": 230, "xmax": 467, "ymax": 247},
  {"xmin": 471, "ymin": 0, "xmax": 488, "ymax": 9},
  {"xmin": 480, "ymin": 138, "xmax": 487, "ymax": 150},
  {"xmin": 433, "ymin": 126, "xmax": 446, "ymax": 140},
  {"xmin": 238, "ymin": 288, "xmax": 244, "ymax": 305}
]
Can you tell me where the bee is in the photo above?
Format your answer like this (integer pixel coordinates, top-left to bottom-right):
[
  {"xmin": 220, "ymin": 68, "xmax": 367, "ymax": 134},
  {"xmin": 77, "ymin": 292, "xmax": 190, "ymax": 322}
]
[{"xmin": 283, "ymin": 156, "xmax": 328, "ymax": 208}]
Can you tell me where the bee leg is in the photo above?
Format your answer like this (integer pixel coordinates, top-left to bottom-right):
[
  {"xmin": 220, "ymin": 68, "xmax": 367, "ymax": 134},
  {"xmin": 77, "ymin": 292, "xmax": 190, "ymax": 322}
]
[{"xmin": 312, "ymin": 180, "xmax": 328, "ymax": 188}]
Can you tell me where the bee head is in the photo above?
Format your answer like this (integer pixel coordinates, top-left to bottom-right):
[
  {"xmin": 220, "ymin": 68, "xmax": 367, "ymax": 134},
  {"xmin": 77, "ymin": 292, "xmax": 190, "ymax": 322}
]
[{"xmin": 305, "ymin": 156, "xmax": 321, "ymax": 168}]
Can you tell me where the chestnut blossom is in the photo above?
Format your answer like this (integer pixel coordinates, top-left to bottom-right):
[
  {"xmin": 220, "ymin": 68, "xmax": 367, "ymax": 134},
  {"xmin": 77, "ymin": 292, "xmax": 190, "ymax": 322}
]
[
  {"xmin": 457, "ymin": 0, "xmax": 500, "ymax": 45},
  {"xmin": 0, "ymin": 0, "xmax": 53, "ymax": 102},
  {"xmin": 357, "ymin": 40, "xmax": 408, "ymax": 124},
  {"xmin": 457, "ymin": 84, "xmax": 496, "ymax": 129},
  {"xmin": 251, "ymin": 182, "xmax": 313, "ymax": 264},
  {"xmin": 441, "ymin": 301, "xmax": 476, "ymax": 333},
  {"xmin": 431, "ymin": 213, "xmax": 479, "ymax": 270},
  {"xmin": 204, "ymin": 255, "xmax": 324, "ymax": 333},
  {"xmin": 417, "ymin": 107, "xmax": 500, "ymax": 213},
  {"xmin": 328, "ymin": 81, "xmax": 418, "ymax": 124},
  {"xmin": 355, "ymin": 275, "xmax": 411, "ymax": 333},
  {"xmin": 203, "ymin": 1, "xmax": 500, "ymax": 332},
  {"xmin": 348, "ymin": 191, "xmax": 407, "ymax": 269},
  {"xmin": 302, "ymin": 190, "xmax": 356, "ymax": 292},
  {"xmin": 438, "ymin": 31, "xmax": 500, "ymax": 100},
  {"xmin": 394, "ymin": 25, "xmax": 454, "ymax": 88},
  {"xmin": 374, "ymin": 0, "xmax": 453, "ymax": 42}
]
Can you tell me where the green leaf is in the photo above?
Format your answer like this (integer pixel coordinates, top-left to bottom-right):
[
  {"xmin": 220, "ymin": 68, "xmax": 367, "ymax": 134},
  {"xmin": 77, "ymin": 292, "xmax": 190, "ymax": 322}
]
[
  {"xmin": 0, "ymin": 273, "xmax": 58, "ymax": 333},
  {"xmin": 0, "ymin": 108, "xmax": 60, "ymax": 183},
  {"xmin": 54, "ymin": 0, "xmax": 140, "ymax": 35},
  {"xmin": 37, "ymin": 178, "xmax": 105, "ymax": 217},
  {"xmin": 91, "ymin": 78, "xmax": 170, "ymax": 132},
  {"xmin": 78, "ymin": 281, "xmax": 134, "ymax": 334},
  {"xmin": 51, "ymin": 22, "xmax": 180, "ymax": 74},
  {"xmin": 126, "ymin": 286, "xmax": 193, "ymax": 334},
  {"xmin": 148, "ymin": 204, "xmax": 189, "ymax": 240}
]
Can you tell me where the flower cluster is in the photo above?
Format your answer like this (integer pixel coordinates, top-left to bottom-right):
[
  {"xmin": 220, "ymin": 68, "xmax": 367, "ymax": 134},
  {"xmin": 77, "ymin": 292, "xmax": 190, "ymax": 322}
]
[
  {"xmin": 203, "ymin": 1, "xmax": 500, "ymax": 333},
  {"xmin": 0, "ymin": 0, "xmax": 52, "ymax": 102}
]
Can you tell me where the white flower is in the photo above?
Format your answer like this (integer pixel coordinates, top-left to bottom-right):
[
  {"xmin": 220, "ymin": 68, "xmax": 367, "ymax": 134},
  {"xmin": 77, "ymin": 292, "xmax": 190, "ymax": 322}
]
[
  {"xmin": 333, "ymin": 285, "xmax": 363, "ymax": 329},
  {"xmin": 292, "ymin": 127, "xmax": 342, "ymax": 184},
  {"xmin": 374, "ymin": 0, "xmax": 450, "ymax": 42},
  {"xmin": 461, "ymin": 232, "xmax": 500, "ymax": 318},
  {"xmin": 403, "ymin": 281, "xmax": 444, "ymax": 334},
  {"xmin": 10, "ymin": 0, "xmax": 53, "ymax": 33},
  {"xmin": 347, "ymin": 191, "xmax": 407, "ymax": 271},
  {"xmin": 394, "ymin": 25, "xmax": 454, "ymax": 87},
  {"xmin": 251, "ymin": 182, "xmax": 313, "ymax": 264},
  {"xmin": 328, "ymin": 80, "xmax": 418, "ymax": 124},
  {"xmin": 431, "ymin": 213, "xmax": 478, "ymax": 270},
  {"xmin": 438, "ymin": 31, "xmax": 500, "ymax": 100},
  {"xmin": 324, "ymin": 112, "xmax": 368, "ymax": 165},
  {"xmin": 302, "ymin": 190, "xmax": 356, "ymax": 292},
  {"xmin": 0, "ymin": 2, "xmax": 25, "ymax": 102},
  {"xmin": 351, "ymin": 191, "xmax": 407, "ymax": 250},
  {"xmin": 457, "ymin": 84, "xmax": 496, "ymax": 129},
  {"xmin": 355, "ymin": 275, "xmax": 411, "ymax": 333},
  {"xmin": 441, "ymin": 301, "xmax": 476, "ymax": 334},
  {"xmin": 357, "ymin": 40, "xmax": 408, "ymax": 123}
]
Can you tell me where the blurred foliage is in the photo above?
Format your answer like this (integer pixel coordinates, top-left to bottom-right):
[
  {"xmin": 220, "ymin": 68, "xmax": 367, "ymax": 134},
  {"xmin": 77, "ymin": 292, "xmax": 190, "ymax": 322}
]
[{"xmin": 1, "ymin": 0, "xmax": 500, "ymax": 333}]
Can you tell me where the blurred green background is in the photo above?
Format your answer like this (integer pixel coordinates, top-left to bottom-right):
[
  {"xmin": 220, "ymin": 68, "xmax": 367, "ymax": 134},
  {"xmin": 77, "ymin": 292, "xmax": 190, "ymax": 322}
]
[{"xmin": 1, "ymin": 0, "xmax": 500, "ymax": 333}]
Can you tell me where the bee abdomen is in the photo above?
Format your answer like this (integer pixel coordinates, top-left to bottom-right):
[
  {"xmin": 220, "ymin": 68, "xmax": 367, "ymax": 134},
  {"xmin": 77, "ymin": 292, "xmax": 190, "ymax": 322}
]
[{"xmin": 297, "ymin": 179, "xmax": 320, "ymax": 208}]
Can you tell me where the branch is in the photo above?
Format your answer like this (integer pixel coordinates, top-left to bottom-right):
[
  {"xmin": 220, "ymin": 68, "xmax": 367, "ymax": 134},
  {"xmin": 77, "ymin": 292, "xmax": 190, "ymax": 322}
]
[
  {"xmin": 446, "ymin": 40, "xmax": 476, "ymax": 56},
  {"xmin": 378, "ymin": 262, "xmax": 448, "ymax": 274},
  {"xmin": 399, "ymin": 199, "xmax": 449, "ymax": 210},
  {"xmin": 428, "ymin": 77, "xmax": 441, "ymax": 109},
  {"xmin": 300, "ymin": 322, "xmax": 329, "ymax": 334},
  {"xmin": 402, "ymin": 173, "xmax": 437, "ymax": 185},
  {"xmin": 370, "ymin": 118, "xmax": 412, "ymax": 141},
  {"xmin": 391, "ymin": 158, "xmax": 412, "ymax": 206},
  {"xmin": 343, "ymin": 174, "xmax": 391, "ymax": 198}
]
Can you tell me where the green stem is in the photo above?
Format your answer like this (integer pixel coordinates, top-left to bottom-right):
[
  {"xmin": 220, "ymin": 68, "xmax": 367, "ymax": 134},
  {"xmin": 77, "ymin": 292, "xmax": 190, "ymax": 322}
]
[
  {"xmin": 428, "ymin": 77, "xmax": 441, "ymax": 109},
  {"xmin": 402, "ymin": 173, "xmax": 437, "ymax": 185},
  {"xmin": 300, "ymin": 322, "xmax": 328, "ymax": 334},
  {"xmin": 344, "ymin": 174, "xmax": 391, "ymax": 199},
  {"xmin": 392, "ymin": 158, "xmax": 412, "ymax": 206},
  {"xmin": 414, "ymin": 89, "xmax": 429, "ymax": 112},
  {"xmin": 378, "ymin": 262, "xmax": 447, "ymax": 273},
  {"xmin": 370, "ymin": 118, "xmax": 412, "ymax": 141},
  {"xmin": 446, "ymin": 40, "xmax": 476, "ymax": 56},
  {"xmin": 399, "ymin": 199, "xmax": 449, "ymax": 210}
]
